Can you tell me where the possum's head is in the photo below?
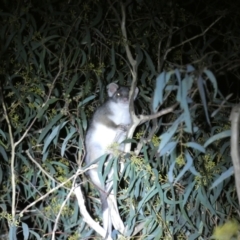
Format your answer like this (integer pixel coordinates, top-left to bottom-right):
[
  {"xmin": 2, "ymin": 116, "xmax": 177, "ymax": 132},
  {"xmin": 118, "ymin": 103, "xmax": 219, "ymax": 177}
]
[{"xmin": 107, "ymin": 83, "xmax": 138, "ymax": 106}]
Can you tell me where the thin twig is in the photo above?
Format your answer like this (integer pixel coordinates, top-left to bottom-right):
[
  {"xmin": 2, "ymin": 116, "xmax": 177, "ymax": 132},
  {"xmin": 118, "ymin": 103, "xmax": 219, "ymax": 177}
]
[
  {"xmin": 26, "ymin": 150, "xmax": 69, "ymax": 190},
  {"xmin": 51, "ymin": 171, "xmax": 79, "ymax": 240},
  {"xmin": 120, "ymin": 2, "xmax": 138, "ymax": 149},
  {"xmin": 0, "ymin": 85, "xmax": 16, "ymax": 220},
  {"xmin": 15, "ymin": 62, "xmax": 62, "ymax": 147},
  {"xmin": 163, "ymin": 15, "xmax": 223, "ymax": 62},
  {"xmin": 74, "ymin": 184, "xmax": 112, "ymax": 239},
  {"xmin": 139, "ymin": 102, "xmax": 179, "ymax": 124},
  {"xmin": 19, "ymin": 164, "xmax": 93, "ymax": 217}
]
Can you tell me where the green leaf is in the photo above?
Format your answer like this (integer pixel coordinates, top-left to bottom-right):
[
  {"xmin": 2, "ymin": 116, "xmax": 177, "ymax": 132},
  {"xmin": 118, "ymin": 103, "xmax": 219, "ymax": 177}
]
[
  {"xmin": 36, "ymin": 98, "xmax": 59, "ymax": 119},
  {"xmin": 174, "ymin": 150, "xmax": 193, "ymax": 184},
  {"xmin": 0, "ymin": 129, "xmax": 6, "ymax": 140},
  {"xmin": 158, "ymin": 114, "xmax": 183, "ymax": 153},
  {"xmin": 198, "ymin": 187, "xmax": 216, "ymax": 215},
  {"xmin": 159, "ymin": 141, "xmax": 177, "ymax": 157},
  {"xmin": 211, "ymin": 167, "xmax": 233, "ymax": 188},
  {"xmin": 153, "ymin": 72, "xmax": 165, "ymax": 112},
  {"xmin": 182, "ymin": 180, "xmax": 196, "ymax": 206},
  {"xmin": 9, "ymin": 226, "xmax": 17, "ymax": 240},
  {"xmin": 37, "ymin": 113, "xmax": 63, "ymax": 144},
  {"xmin": 153, "ymin": 71, "xmax": 174, "ymax": 112},
  {"xmin": 97, "ymin": 154, "xmax": 108, "ymax": 187},
  {"xmin": 61, "ymin": 126, "xmax": 76, "ymax": 157},
  {"xmin": 0, "ymin": 145, "xmax": 8, "ymax": 161},
  {"xmin": 204, "ymin": 69, "xmax": 218, "ymax": 98},
  {"xmin": 42, "ymin": 121, "xmax": 68, "ymax": 154},
  {"xmin": 42, "ymin": 126, "xmax": 60, "ymax": 154},
  {"xmin": 186, "ymin": 64, "xmax": 195, "ymax": 72},
  {"xmin": 136, "ymin": 44, "xmax": 143, "ymax": 66},
  {"xmin": 78, "ymin": 95, "xmax": 96, "ymax": 107},
  {"xmin": 22, "ymin": 222, "xmax": 29, "ymax": 240},
  {"xmin": 186, "ymin": 142, "xmax": 205, "ymax": 153},
  {"xmin": 143, "ymin": 49, "xmax": 156, "ymax": 76},
  {"xmin": 204, "ymin": 130, "xmax": 231, "ymax": 148},
  {"xmin": 137, "ymin": 186, "xmax": 158, "ymax": 212},
  {"xmin": 65, "ymin": 73, "xmax": 79, "ymax": 96},
  {"xmin": 197, "ymin": 76, "xmax": 211, "ymax": 126},
  {"xmin": 28, "ymin": 230, "xmax": 41, "ymax": 240}
]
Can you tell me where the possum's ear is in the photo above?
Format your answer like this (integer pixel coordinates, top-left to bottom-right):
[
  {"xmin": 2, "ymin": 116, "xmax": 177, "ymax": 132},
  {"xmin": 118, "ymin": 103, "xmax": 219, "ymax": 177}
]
[
  {"xmin": 134, "ymin": 87, "xmax": 139, "ymax": 99},
  {"xmin": 107, "ymin": 83, "xmax": 119, "ymax": 97}
]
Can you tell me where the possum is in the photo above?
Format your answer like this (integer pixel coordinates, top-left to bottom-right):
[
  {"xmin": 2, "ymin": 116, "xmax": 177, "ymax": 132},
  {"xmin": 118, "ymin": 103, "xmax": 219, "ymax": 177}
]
[{"xmin": 85, "ymin": 82, "xmax": 138, "ymax": 237}]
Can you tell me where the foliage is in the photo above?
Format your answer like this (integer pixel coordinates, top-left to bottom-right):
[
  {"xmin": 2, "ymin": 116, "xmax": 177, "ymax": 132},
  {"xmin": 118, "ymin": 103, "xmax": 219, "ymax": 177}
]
[
  {"xmin": 0, "ymin": 0, "xmax": 239, "ymax": 239},
  {"xmin": 212, "ymin": 219, "xmax": 239, "ymax": 240}
]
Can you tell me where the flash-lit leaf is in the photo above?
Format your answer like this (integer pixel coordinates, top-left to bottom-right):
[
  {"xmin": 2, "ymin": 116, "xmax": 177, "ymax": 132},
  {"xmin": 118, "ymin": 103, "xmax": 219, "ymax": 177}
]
[
  {"xmin": 37, "ymin": 113, "xmax": 64, "ymax": 144},
  {"xmin": 186, "ymin": 142, "xmax": 205, "ymax": 153},
  {"xmin": 197, "ymin": 76, "xmax": 211, "ymax": 126},
  {"xmin": 174, "ymin": 150, "xmax": 193, "ymax": 184},
  {"xmin": 42, "ymin": 121, "xmax": 68, "ymax": 154},
  {"xmin": 0, "ymin": 129, "xmax": 6, "ymax": 140},
  {"xmin": 137, "ymin": 186, "xmax": 158, "ymax": 212},
  {"xmin": 0, "ymin": 145, "xmax": 8, "ymax": 161},
  {"xmin": 78, "ymin": 95, "xmax": 96, "ymax": 107},
  {"xmin": 159, "ymin": 141, "xmax": 177, "ymax": 157},
  {"xmin": 22, "ymin": 222, "xmax": 29, "ymax": 240},
  {"xmin": 204, "ymin": 130, "xmax": 231, "ymax": 148},
  {"xmin": 211, "ymin": 167, "xmax": 234, "ymax": 188},
  {"xmin": 186, "ymin": 64, "xmax": 195, "ymax": 72},
  {"xmin": 153, "ymin": 71, "xmax": 173, "ymax": 112},
  {"xmin": 144, "ymin": 49, "xmax": 156, "ymax": 77},
  {"xmin": 158, "ymin": 114, "xmax": 183, "ymax": 153},
  {"xmin": 65, "ymin": 73, "xmax": 79, "ymax": 96},
  {"xmin": 168, "ymin": 161, "xmax": 176, "ymax": 183},
  {"xmin": 204, "ymin": 69, "xmax": 218, "ymax": 98},
  {"xmin": 61, "ymin": 126, "xmax": 76, "ymax": 156},
  {"xmin": 212, "ymin": 220, "xmax": 239, "ymax": 240}
]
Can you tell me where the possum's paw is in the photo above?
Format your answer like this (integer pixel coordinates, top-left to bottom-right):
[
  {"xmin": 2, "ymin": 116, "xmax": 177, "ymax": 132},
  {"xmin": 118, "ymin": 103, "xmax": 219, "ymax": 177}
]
[{"xmin": 118, "ymin": 124, "xmax": 130, "ymax": 132}]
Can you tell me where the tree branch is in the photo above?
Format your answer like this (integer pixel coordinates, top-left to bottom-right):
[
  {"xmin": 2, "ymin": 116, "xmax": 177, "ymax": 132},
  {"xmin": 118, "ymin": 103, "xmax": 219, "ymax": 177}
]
[
  {"xmin": 0, "ymin": 85, "xmax": 16, "ymax": 221},
  {"xmin": 120, "ymin": 2, "xmax": 136, "ymax": 68},
  {"xmin": 120, "ymin": 1, "xmax": 139, "ymax": 154},
  {"xmin": 15, "ymin": 61, "xmax": 62, "ymax": 147},
  {"xmin": 19, "ymin": 171, "xmax": 77, "ymax": 217},
  {"xmin": 74, "ymin": 184, "xmax": 112, "ymax": 240},
  {"xmin": 230, "ymin": 104, "xmax": 240, "ymax": 206},
  {"xmin": 139, "ymin": 102, "xmax": 179, "ymax": 124},
  {"xmin": 19, "ymin": 158, "xmax": 96, "ymax": 217},
  {"xmin": 26, "ymin": 150, "xmax": 69, "ymax": 189},
  {"xmin": 51, "ymin": 183, "xmax": 75, "ymax": 240}
]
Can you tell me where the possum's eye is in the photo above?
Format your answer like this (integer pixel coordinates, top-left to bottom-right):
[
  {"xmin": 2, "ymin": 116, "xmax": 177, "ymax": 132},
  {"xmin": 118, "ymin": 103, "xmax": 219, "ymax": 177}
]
[{"xmin": 116, "ymin": 93, "xmax": 121, "ymax": 97}]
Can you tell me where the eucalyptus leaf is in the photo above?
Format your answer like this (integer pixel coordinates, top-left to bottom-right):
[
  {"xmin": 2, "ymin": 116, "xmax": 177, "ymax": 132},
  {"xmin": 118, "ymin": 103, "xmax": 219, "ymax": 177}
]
[
  {"xmin": 158, "ymin": 114, "xmax": 183, "ymax": 153},
  {"xmin": 22, "ymin": 222, "xmax": 29, "ymax": 240},
  {"xmin": 203, "ymin": 69, "xmax": 218, "ymax": 98},
  {"xmin": 174, "ymin": 150, "xmax": 193, "ymax": 184},
  {"xmin": 197, "ymin": 76, "xmax": 211, "ymax": 126},
  {"xmin": 61, "ymin": 126, "xmax": 76, "ymax": 156},
  {"xmin": 211, "ymin": 167, "xmax": 234, "ymax": 188},
  {"xmin": 204, "ymin": 130, "xmax": 231, "ymax": 148},
  {"xmin": 137, "ymin": 186, "xmax": 158, "ymax": 212},
  {"xmin": 37, "ymin": 113, "xmax": 63, "ymax": 144},
  {"xmin": 186, "ymin": 142, "xmax": 205, "ymax": 153}
]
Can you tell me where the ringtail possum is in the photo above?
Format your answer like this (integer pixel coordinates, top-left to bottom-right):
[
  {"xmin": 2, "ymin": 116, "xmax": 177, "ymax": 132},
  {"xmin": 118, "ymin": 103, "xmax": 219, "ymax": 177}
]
[{"xmin": 85, "ymin": 82, "xmax": 138, "ymax": 236}]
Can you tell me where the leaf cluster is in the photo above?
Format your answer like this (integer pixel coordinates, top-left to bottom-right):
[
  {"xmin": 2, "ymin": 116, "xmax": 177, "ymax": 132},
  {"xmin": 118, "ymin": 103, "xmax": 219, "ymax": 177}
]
[{"xmin": 0, "ymin": 0, "xmax": 239, "ymax": 239}]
